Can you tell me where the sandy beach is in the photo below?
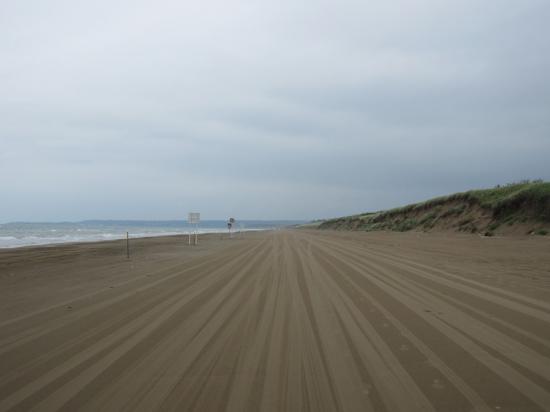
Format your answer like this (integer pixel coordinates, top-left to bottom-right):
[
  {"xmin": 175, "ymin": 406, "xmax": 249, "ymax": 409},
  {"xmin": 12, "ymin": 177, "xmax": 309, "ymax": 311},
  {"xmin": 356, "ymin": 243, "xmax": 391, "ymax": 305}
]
[{"xmin": 1, "ymin": 230, "xmax": 550, "ymax": 411}]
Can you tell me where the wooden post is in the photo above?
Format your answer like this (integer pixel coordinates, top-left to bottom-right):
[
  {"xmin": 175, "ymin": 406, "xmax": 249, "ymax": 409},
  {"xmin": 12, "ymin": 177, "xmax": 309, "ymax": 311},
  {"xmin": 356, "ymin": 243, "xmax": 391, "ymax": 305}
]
[{"xmin": 126, "ymin": 232, "xmax": 130, "ymax": 259}]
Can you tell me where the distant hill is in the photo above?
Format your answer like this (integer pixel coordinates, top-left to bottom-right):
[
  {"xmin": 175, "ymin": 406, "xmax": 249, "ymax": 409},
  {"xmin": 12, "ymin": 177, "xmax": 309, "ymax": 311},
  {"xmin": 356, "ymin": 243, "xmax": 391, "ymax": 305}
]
[{"xmin": 318, "ymin": 181, "xmax": 550, "ymax": 236}]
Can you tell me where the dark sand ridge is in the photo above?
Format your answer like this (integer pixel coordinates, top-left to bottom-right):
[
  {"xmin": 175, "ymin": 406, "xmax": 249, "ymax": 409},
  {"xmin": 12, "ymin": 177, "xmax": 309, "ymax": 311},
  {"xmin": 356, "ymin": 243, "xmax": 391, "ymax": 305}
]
[{"xmin": 0, "ymin": 230, "xmax": 549, "ymax": 411}]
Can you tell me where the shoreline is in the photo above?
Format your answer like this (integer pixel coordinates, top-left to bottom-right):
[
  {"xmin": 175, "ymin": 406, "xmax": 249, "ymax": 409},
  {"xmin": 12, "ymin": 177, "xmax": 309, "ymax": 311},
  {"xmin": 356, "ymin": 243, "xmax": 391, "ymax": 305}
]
[{"xmin": 0, "ymin": 228, "xmax": 269, "ymax": 250}]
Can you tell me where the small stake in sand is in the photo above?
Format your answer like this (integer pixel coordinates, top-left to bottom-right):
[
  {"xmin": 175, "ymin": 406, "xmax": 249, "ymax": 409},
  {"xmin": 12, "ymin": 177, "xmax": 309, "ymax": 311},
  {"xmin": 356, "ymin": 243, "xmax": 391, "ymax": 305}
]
[
  {"xmin": 126, "ymin": 232, "xmax": 130, "ymax": 259},
  {"xmin": 188, "ymin": 212, "xmax": 200, "ymax": 245}
]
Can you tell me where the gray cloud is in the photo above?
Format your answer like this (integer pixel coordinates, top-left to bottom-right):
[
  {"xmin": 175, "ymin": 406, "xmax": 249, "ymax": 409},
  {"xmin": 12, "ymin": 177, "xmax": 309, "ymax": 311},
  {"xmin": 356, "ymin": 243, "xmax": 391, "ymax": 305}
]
[{"xmin": 1, "ymin": 0, "xmax": 549, "ymax": 221}]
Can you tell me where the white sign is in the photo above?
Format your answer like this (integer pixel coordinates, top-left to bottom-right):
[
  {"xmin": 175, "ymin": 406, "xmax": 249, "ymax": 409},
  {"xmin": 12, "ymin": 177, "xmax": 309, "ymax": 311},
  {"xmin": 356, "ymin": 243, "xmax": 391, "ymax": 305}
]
[
  {"xmin": 187, "ymin": 212, "xmax": 200, "ymax": 245},
  {"xmin": 188, "ymin": 212, "xmax": 200, "ymax": 224}
]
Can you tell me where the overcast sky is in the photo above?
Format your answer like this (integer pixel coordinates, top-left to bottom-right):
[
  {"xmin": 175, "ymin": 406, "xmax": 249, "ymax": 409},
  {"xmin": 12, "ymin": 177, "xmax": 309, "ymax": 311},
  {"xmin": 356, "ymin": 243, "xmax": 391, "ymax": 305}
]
[{"xmin": 1, "ymin": 0, "xmax": 549, "ymax": 221}]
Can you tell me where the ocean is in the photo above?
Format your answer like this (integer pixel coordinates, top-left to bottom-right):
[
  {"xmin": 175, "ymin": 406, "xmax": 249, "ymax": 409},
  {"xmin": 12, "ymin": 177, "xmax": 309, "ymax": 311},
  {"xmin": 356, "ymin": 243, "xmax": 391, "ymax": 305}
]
[{"xmin": 0, "ymin": 220, "xmax": 302, "ymax": 248}]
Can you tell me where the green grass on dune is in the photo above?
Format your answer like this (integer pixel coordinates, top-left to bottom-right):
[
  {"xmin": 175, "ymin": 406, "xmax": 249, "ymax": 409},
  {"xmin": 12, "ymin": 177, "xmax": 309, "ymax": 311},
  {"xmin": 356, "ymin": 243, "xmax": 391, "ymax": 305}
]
[{"xmin": 319, "ymin": 180, "xmax": 550, "ymax": 233}]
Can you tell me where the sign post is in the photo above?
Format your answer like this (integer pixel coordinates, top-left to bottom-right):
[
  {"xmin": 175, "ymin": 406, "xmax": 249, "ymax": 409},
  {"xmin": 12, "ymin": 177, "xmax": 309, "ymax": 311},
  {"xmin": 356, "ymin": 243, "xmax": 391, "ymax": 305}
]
[
  {"xmin": 228, "ymin": 217, "xmax": 235, "ymax": 238},
  {"xmin": 188, "ymin": 212, "xmax": 200, "ymax": 245}
]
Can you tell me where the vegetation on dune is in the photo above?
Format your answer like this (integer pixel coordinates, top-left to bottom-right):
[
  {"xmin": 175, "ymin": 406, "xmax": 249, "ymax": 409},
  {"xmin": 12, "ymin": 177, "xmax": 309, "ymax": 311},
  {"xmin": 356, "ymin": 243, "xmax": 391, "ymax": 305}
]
[
  {"xmin": 296, "ymin": 220, "xmax": 324, "ymax": 229},
  {"xmin": 318, "ymin": 180, "xmax": 550, "ymax": 235}
]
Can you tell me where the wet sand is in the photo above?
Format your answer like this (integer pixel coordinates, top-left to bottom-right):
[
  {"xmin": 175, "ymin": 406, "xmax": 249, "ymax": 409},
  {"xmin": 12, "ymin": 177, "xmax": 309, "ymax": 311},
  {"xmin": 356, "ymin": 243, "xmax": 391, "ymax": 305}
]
[{"xmin": 1, "ymin": 230, "xmax": 549, "ymax": 411}]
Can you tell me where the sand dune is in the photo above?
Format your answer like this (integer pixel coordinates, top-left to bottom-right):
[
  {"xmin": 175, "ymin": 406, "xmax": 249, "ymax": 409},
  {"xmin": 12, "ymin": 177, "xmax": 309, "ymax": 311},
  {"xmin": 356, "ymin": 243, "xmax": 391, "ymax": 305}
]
[{"xmin": 1, "ymin": 230, "xmax": 549, "ymax": 411}]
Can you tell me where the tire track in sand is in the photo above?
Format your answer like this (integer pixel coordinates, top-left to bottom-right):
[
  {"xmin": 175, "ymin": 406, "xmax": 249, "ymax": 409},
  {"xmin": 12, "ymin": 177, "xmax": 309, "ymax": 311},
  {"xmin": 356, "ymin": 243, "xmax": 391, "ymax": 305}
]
[
  {"xmin": 308, "ymin": 232, "xmax": 550, "ymax": 411},
  {"xmin": 1, "ymin": 230, "xmax": 549, "ymax": 411}
]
